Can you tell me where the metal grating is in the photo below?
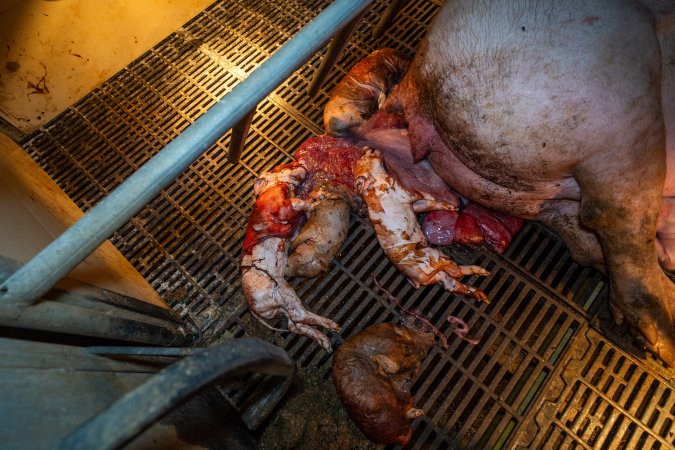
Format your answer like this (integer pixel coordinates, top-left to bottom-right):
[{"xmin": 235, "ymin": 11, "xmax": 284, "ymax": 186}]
[
  {"xmin": 514, "ymin": 328, "xmax": 675, "ymax": 449},
  {"xmin": 20, "ymin": 0, "xmax": 674, "ymax": 448}
]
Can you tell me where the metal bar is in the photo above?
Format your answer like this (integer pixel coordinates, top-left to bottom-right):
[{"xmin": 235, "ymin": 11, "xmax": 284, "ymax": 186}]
[
  {"xmin": 372, "ymin": 0, "xmax": 408, "ymax": 37},
  {"xmin": 227, "ymin": 108, "xmax": 255, "ymax": 164},
  {"xmin": 45, "ymin": 276, "xmax": 183, "ymax": 325},
  {"xmin": 86, "ymin": 346, "xmax": 196, "ymax": 356},
  {"xmin": 307, "ymin": 9, "xmax": 367, "ymax": 97},
  {"xmin": 0, "ymin": 301, "xmax": 193, "ymax": 346},
  {"xmin": 240, "ymin": 373, "xmax": 293, "ymax": 430},
  {"xmin": 0, "ymin": 0, "xmax": 374, "ymax": 310},
  {"xmin": 56, "ymin": 337, "xmax": 294, "ymax": 450},
  {"xmin": 0, "ymin": 255, "xmax": 194, "ymax": 345}
]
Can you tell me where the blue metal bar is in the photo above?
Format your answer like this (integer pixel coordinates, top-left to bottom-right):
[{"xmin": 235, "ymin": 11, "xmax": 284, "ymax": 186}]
[{"xmin": 0, "ymin": 0, "xmax": 373, "ymax": 310}]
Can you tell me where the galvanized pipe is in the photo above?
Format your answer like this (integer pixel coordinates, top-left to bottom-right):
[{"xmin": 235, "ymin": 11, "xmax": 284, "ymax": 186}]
[
  {"xmin": 0, "ymin": 255, "xmax": 195, "ymax": 346},
  {"xmin": 372, "ymin": 0, "xmax": 408, "ymax": 37},
  {"xmin": 0, "ymin": 300, "xmax": 194, "ymax": 346},
  {"xmin": 0, "ymin": 0, "xmax": 373, "ymax": 309}
]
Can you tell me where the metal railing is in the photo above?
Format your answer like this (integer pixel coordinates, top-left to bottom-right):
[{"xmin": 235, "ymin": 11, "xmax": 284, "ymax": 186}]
[
  {"xmin": 56, "ymin": 338, "xmax": 295, "ymax": 450},
  {"xmin": 0, "ymin": 0, "xmax": 374, "ymax": 316}
]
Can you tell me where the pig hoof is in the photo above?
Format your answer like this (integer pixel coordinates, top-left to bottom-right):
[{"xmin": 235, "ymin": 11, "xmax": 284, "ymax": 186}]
[{"xmin": 634, "ymin": 327, "xmax": 675, "ymax": 371}]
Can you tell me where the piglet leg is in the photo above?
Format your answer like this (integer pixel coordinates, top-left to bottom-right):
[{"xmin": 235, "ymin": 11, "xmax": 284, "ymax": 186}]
[{"xmin": 242, "ymin": 238, "xmax": 340, "ymax": 351}]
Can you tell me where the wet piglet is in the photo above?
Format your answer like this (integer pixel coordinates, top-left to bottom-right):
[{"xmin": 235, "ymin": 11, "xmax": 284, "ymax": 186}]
[{"xmin": 332, "ymin": 322, "xmax": 433, "ymax": 445}]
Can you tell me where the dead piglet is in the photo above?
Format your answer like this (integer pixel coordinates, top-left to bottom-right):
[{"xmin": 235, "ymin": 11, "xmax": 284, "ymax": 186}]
[
  {"xmin": 332, "ymin": 322, "xmax": 433, "ymax": 445},
  {"xmin": 241, "ymin": 162, "xmax": 340, "ymax": 351},
  {"xmin": 286, "ymin": 136, "xmax": 365, "ymax": 278},
  {"xmin": 286, "ymin": 195, "xmax": 351, "ymax": 277},
  {"xmin": 354, "ymin": 149, "xmax": 489, "ymax": 301}
]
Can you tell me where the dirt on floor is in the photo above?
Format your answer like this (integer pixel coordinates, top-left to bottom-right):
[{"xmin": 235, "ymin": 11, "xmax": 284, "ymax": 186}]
[
  {"xmin": 215, "ymin": 312, "xmax": 380, "ymax": 449},
  {"xmin": 258, "ymin": 366, "xmax": 379, "ymax": 450}
]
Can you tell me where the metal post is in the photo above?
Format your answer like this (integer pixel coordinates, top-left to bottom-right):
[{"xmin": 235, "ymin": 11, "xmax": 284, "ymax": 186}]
[
  {"xmin": 227, "ymin": 108, "xmax": 255, "ymax": 164},
  {"xmin": 307, "ymin": 10, "xmax": 367, "ymax": 97},
  {"xmin": 0, "ymin": 0, "xmax": 374, "ymax": 311},
  {"xmin": 372, "ymin": 0, "xmax": 408, "ymax": 37}
]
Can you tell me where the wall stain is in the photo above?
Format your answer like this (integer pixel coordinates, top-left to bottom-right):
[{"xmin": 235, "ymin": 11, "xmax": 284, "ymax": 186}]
[
  {"xmin": 5, "ymin": 61, "xmax": 20, "ymax": 72},
  {"xmin": 27, "ymin": 64, "xmax": 49, "ymax": 97}
]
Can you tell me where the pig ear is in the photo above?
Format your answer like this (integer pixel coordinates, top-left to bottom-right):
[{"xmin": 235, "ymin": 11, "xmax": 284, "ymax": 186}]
[{"xmin": 323, "ymin": 48, "xmax": 410, "ymax": 136}]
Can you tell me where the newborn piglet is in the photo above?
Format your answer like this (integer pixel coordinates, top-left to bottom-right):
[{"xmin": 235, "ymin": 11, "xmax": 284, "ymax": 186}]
[{"xmin": 331, "ymin": 276, "xmax": 480, "ymax": 445}]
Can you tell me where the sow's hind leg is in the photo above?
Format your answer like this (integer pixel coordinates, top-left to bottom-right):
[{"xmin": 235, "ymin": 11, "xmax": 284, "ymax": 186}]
[
  {"xmin": 575, "ymin": 3, "xmax": 674, "ymax": 368},
  {"xmin": 656, "ymin": 198, "xmax": 675, "ymax": 271},
  {"xmin": 576, "ymin": 142, "xmax": 675, "ymax": 368},
  {"xmin": 415, "ymin": 0, "xmax": 674, "ymax": 367}
]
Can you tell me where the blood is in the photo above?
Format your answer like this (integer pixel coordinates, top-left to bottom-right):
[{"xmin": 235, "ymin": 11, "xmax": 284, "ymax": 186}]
[
  {"xmin": 423, "ymin": 203, "xmax": 523, "ymax": 253},
  {"xmin": 453, "ymin": 211, "xmax": 484, "ymax": 246},
  {"xmin": 490, "ymin": 208, "xmax": 524, "ymax": 237},
  {"xmin": 293, "ymin": 135, "xmax": 364, "ymax": 200},
  {"xmin": 241, "ymin": 182, "xmax": 305, "ymax": 255},
  {"xmin": 461, "ymin": 203, "xmax": 511, "ymax": 253},
  {"xmin": 243, "ymin": 136, "xmax": 364, "ymax": 255},
  {"xmin": 422, "ymin": 210, "xmax": 458, "ymax": 245},
  {"xmin": 243, "ymin": 126, "xmax": 524, "ymax": 258}
]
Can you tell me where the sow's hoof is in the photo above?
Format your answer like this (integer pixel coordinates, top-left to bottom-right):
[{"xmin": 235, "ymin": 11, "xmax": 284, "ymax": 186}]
[
  {"xmin": 332, "ymin": 323, "xmax": 433, "ymax": 445},
  {"xmin": 609, "ymin": 274, "xmax": 675, "ymax": 372}
]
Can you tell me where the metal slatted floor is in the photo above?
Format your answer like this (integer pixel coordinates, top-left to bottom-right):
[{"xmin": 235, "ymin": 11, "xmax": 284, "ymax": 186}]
[{"xmin": 21, "ymin": 0, "xmax": 675, "ymax": 448}]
